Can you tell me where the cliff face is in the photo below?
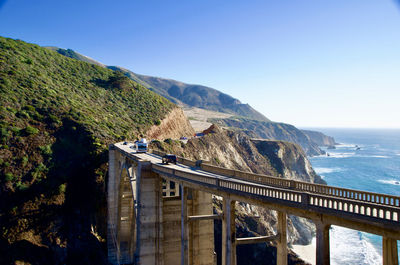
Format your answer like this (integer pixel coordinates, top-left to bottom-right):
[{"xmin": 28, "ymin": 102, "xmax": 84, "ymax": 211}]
[
  {"xmin": 252, "ymin": 139, "xmax": 325, "ymax": 184},
  {"xmin": 301, "ymin": 129, "xmax": 337, "ymax": 147},
  {"xmin": 210, "ymin": 117, "xmax": 325, "ymax": 156},
  {"xmin": 146, "ymin": 107, "xmax": 195, "ymax": 140}
]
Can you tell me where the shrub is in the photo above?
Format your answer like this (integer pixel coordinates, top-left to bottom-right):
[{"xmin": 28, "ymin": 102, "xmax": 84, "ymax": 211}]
[
  {"xmin": 21, "ymin": 156, "xmax": 28, "ymax": 166},
  {"xmin": 16, "ymin": 181, "xmax": 29, "ymax": 191},
  {"xmin": 17, "ymin": 110, "xmax": 30, "ymax": 119},
  {"xmin": 25, "ymin": 58, "xmax": 33, "ymax": 65},
  {"xmin": 48, "ymin": 114, "xmax": 60, "ymax": 124},
  {"xmin": 154, "ymin": 119, "xmax": 161, "ymax": 126},
  {"xmin": 10, "ymin": 126, "xmax": 22, "ymax": 135},
  {"xmin": 0, "ymin": 127, "xmax": 9, "ymax": 138},
  {"xmin": 58, "ymin": 183, "xmax": 66, "ymax": 194},
  {"xmin": 39, "ymin": 144, "xmax": 52, "ymax": 156},
  {"xmin": 5, "ymin": 172, "xmax": 13, "ymax": 182},
  {"xmin": 24, "ymin": 126, "xmax": 39, "ymax": 135},
  {"xmin": 24, "ymin": 105, "xmax": 36, "ymax": 112}
]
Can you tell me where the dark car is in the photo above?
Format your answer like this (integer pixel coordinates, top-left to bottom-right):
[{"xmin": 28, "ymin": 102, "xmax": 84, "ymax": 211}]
[{"xmin": 162, "ymin": 154, "xmax": 177, "ymax": 165}]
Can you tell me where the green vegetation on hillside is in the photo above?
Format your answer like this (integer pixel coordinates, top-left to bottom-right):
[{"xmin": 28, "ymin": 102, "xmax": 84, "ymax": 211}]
[
  {"xmin": 0, "ymin": 36, "xmax": 174, "ymax": 264},
  {"xmin": 41, "ymin": 47, "xmax": 269, "ymax": 122}
]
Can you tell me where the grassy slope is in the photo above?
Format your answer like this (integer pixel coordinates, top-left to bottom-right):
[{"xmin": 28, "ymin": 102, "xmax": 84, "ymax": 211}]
[
  {"xmin": 40, "ymin": 48, "xmax": 269, "ymax": 122},
  {"xmin": 0, "ymin": 36, "xmax": 174, "ymax": 264}
]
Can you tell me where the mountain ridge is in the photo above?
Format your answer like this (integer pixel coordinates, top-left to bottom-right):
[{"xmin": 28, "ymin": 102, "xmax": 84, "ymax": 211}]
[
  {"xmin": 46, "ymin": 47, "xmax": 336, "ymax": 156},
  {"xmin": 45, "ymin": 47, "xmax": 270, "ymax": 122}
]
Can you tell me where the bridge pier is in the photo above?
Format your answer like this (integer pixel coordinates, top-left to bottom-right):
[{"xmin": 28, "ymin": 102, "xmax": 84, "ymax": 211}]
[
  {"xmin": 135, "ymin": 160, "xmax": 163, "ymax": 265},
  {"xmin": 315, "ymin": 222, "xmax": 331, "ymax": 265},
  {"xmin": 181, "ymin": 185, "xmax": 190, "ymax": 265},
  {"xmin": 383, "ymin": 237, "xmax": 398, "ymax": 265},
  {"xmin": 277, "ymin": 211, "xmax": 287, "ymax": 265},
  {"xmin": 222, "ymin": 198, "xmax": 236, "ymax": 265},
  {"xmin": 178, "ymin": 185, "xmax": 215, "ymax": 265}
]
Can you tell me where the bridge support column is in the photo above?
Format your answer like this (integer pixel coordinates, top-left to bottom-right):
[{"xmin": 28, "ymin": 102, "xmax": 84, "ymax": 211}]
[
  {"xmin": 222, "ymin": 198, "xmax": 236, "ymax": 265},
  {"xmin": 135, "ymin": 160, "xmax": 163, "ymax": 265},
  {"xmin": 181, "ymin": 185, "xmax": 189, "ymax": 265},
  {"xmin": 277, "ymin": 211, "xmax": 287, "ymax": 265},
  {"xmin": 316, "ymin": 222, "xmax": 331, "ymax": 265},
  {"xmin": 383, "ymin": 237, "xmax": 398, "ymax": 265},
  {"xmin": 107, "ymin": 146, "xmax": 120, "ymax": 264}
]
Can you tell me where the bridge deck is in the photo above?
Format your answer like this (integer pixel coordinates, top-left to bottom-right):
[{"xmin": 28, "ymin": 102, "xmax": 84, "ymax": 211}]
[{"xmin": 114, "ymin": 142, "xmax": 400, "ymax": 239}]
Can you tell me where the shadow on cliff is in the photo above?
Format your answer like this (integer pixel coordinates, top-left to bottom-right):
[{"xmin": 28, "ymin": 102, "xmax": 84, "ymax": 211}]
[
  {"xmin": 0, "ymin": 118, "xmax": 108, "ymax": 264},
  {"xmin": 50, "ymin": 118, "xmax": 108, "ymax": 264}
]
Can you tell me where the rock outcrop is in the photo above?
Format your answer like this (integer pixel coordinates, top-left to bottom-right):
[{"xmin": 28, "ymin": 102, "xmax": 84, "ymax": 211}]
[
  {"xmin": 301, "ymin": 129, "xmax": 337, "ymax": 147},
  {"xmin": 146, "ymin": 107, "xmax": 195, "ymax": 140},
  {"xmin": 210, "ymin": 117, "xmax": 325, "ymax": 156},
  {"xmin": 252, "ymin": 139, "xmax": 326, "ymax": 184}
]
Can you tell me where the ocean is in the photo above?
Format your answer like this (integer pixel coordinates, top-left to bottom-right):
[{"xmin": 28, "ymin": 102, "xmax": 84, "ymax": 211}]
[{"xmin": 307, "ymin": 128, "xmax": 400, "ymax": 265}]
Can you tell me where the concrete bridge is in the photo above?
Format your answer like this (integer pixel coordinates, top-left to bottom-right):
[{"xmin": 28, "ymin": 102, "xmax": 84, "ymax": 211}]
[{"xmin": 108, "ymin": 142, "xmax": 400, "ymax": 265}]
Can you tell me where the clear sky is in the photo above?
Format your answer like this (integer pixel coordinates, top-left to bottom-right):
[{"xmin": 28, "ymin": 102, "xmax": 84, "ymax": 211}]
[{"xmin": 1, "ymin": 0, "xmax": 399, "ymax": 128}]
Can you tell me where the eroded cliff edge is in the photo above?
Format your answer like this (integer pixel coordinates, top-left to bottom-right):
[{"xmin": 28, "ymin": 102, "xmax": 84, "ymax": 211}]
[{"xmin": 146, "ymin": 107, "xmax": 195, "ymax": 140}]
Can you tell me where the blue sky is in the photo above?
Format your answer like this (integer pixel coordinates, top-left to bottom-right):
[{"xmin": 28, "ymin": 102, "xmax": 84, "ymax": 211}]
[{"xmin": 1, "ymin": 0, "xmax": 399, "ymax": 128}]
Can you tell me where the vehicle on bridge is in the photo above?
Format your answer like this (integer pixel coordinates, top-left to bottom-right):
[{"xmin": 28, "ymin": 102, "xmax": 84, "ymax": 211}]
[
  {"xmin": 135, "ymin": 138, "xmax": 148, "ymax": 153},
  {"xmin": 162, "ymin": 154, "xmax": 177, "ymax": 164}
]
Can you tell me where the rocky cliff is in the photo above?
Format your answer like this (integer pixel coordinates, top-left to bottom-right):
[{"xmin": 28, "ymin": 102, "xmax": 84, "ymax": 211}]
[
  {"xmin": 210, "ymin": 117, "xmax": 325, "ymax": 156},
  {"xmin": 146, "ymin": 107, "xmax": 195, "ymax": 140},
  {"xmin": 252, "ymin": 139, "xmax": 325, "ymax": 184},
  {"xmin": 301, "ymin": 129, "xmax": 337, "ymax": 147}
]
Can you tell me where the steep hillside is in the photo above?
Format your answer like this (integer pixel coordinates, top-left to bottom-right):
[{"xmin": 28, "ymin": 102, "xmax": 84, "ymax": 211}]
[
  {"xmin": 0, "ymin": 36, "xmax": 177, "ymax": 264},
  {"xmin": 210, "ymin": 117, "xmax": 325, "ymax": 156},
  {"xmin": 44, "ymin": 47, "xmax": 106, "ymax": 67},
  {"xmin": 146, "ymin": 107, "xmax": 195, "ymax": 140}
]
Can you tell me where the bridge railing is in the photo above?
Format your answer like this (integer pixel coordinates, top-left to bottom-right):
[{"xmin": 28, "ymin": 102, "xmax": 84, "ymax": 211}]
[
  {"xmin": 152, "ymin": 164, "xmax": 400, "ymax": 224},
  {"xmin": 150, "ymin": 149, "xmax": 400, "ymax": 208},
  {"xmin": 199, "ymin": 162, "xmax": 400, "ymax": 208}
]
